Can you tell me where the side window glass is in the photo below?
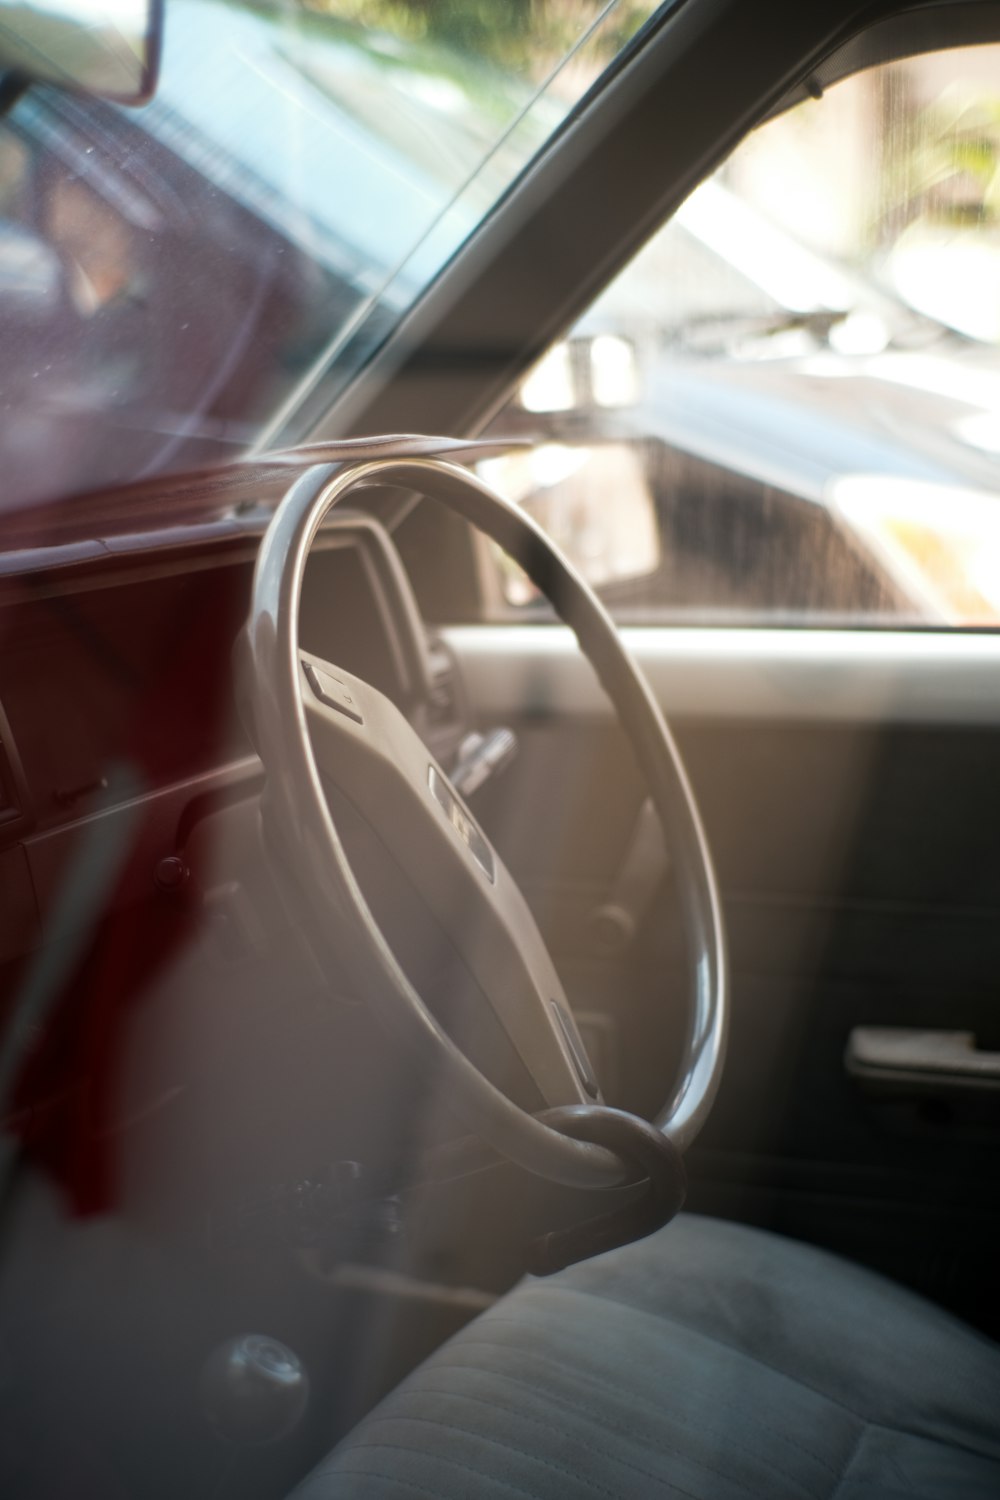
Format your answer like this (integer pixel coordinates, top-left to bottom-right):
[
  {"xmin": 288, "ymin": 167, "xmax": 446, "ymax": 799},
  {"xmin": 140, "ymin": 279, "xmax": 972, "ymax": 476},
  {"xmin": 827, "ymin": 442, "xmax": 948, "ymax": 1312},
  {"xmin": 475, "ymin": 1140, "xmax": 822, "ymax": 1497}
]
[{"xmin": 481, "ymin": 44, "xmax": 1000, "ymax": 627}]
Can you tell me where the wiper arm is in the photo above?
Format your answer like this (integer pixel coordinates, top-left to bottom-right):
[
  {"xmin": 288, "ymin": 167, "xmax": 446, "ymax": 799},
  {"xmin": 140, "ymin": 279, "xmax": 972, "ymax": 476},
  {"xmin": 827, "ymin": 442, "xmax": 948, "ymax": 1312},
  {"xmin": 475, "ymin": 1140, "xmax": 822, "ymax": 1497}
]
[{"xmin": 668, "ymin": 306, "xmax": 846, "ymax": 353}]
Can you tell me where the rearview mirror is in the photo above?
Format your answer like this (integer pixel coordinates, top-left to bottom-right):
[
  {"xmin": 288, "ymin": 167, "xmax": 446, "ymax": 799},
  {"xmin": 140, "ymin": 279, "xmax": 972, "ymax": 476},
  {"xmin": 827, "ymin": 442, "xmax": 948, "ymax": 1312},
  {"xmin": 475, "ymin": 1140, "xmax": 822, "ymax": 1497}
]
[{"xmin": 0, "ymin": 0, "xmax": 162, "ymax": 105}]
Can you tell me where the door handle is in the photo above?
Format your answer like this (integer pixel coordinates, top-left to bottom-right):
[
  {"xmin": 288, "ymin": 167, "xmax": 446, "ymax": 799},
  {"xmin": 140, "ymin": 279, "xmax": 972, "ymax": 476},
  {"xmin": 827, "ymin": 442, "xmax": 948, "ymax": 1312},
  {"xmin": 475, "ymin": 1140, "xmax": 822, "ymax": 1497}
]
[{"xmin": 846, "ymin": 1027, "xmax": 1000, "ymax": 1094}]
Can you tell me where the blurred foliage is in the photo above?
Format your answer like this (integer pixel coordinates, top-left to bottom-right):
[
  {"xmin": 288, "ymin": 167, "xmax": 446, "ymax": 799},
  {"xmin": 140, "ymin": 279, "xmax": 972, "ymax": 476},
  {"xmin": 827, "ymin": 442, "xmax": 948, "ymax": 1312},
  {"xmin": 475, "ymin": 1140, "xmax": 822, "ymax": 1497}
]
[
  {"xmin": 883, "ymin": 84, "xmax": 1000, "ymax": 233},
  {"xmin": 295, "ymin": 0, "xmax": 655, "ymax": 80}
]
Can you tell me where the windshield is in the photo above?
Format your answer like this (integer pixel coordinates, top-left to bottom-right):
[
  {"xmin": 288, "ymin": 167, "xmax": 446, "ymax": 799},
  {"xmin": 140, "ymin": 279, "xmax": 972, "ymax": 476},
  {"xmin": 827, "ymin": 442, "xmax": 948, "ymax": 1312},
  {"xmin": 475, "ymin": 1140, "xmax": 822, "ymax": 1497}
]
[{"xmin": 0, "ymin": 0, "xmax": 660, "ymax": 511}]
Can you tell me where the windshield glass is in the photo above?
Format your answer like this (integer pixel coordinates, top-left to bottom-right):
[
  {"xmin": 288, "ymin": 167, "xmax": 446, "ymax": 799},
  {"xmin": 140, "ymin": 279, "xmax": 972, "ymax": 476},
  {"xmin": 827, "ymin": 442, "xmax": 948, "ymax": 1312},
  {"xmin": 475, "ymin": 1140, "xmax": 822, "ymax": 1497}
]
[{"xmin": 0, "ymin": 0, "xmax": 660, "ymax": 511}]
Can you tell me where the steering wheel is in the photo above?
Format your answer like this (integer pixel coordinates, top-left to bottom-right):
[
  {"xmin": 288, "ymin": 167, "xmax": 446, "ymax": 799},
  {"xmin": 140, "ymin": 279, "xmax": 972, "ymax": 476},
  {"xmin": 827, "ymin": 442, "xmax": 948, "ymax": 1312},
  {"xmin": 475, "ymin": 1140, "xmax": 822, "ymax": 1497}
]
[{"xmin": 242, "ymin": 454, "xmax": 727, "ymax": 1196}]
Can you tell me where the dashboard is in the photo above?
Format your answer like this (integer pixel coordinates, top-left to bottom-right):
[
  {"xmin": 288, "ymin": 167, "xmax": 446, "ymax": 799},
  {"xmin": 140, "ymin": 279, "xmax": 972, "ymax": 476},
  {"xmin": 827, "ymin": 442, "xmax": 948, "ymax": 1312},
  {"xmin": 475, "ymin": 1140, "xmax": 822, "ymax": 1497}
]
[
  {"xmin": 0, "ymin": 512, "xmax": 465, "ymax": 949},
  {"xmin": 0, "ymin": 510, "xmax": 470, "ymax": 1215}
]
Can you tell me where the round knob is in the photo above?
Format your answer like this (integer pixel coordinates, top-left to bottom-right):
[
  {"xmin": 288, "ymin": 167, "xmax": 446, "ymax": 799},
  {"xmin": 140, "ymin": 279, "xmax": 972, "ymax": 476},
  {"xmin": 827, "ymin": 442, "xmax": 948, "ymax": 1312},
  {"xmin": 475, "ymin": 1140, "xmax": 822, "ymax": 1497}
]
[
  {"xmin": 154, "ymin": 854, "xmax": 189, "ymax": 893},
  {"xmin": 200, "ymin": 1334, "xmax": 309, "ymax": 1445}
]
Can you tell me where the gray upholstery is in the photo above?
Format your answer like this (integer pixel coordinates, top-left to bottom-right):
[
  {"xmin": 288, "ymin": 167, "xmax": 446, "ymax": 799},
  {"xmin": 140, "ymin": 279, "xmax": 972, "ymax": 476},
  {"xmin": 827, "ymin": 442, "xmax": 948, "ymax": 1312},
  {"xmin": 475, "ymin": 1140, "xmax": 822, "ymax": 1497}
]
[{"xmin": 294, "ymin": 1215, "xmax": 1000, "ymax": 1498}]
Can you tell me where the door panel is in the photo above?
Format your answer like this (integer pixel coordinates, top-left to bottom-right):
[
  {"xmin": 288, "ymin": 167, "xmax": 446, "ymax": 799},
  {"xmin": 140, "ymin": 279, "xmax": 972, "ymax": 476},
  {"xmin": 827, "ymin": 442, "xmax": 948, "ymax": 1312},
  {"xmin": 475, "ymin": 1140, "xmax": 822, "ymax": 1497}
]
[{"xmin": 445, "ymin": 625, "xmax": 1000, "ymax": 1336}]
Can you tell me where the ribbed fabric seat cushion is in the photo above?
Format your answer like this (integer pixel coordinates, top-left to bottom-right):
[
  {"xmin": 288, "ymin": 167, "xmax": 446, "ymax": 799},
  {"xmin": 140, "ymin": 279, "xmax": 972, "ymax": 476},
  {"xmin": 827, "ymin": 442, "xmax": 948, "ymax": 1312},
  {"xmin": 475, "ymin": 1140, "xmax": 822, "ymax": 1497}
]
[{"xmin": 294, "ymin": 1214, "xmax": 1000, "ymax": 1498}]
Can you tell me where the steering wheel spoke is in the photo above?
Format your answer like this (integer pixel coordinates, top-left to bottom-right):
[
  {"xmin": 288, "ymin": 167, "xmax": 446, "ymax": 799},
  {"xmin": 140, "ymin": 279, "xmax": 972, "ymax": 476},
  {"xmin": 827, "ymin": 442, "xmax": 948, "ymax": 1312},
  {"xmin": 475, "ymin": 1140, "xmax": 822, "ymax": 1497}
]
[{"xmin": 301, "ymin": 650, "xmax": 598, "ymax": 1110}]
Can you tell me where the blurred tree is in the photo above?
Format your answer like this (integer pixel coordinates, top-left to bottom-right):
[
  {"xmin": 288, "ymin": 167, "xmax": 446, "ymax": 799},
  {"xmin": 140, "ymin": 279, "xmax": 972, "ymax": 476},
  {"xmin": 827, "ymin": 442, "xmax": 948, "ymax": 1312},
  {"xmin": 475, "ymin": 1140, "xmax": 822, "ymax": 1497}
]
[
  {"xmin": 295, "ymin": 0, "xmax": 653, "ymax": 80},
  {"xmin": 878, "ymin": 78, "xmax": 1000, "ymax": 242}
]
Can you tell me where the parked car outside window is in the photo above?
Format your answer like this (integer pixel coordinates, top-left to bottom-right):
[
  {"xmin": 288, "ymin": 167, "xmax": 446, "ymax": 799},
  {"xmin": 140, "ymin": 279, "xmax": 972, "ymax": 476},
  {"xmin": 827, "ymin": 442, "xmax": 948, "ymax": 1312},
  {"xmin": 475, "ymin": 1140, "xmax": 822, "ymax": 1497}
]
[{"xmin": 480, "ymin": 44, "xmax": 1000, "ymax": 628}]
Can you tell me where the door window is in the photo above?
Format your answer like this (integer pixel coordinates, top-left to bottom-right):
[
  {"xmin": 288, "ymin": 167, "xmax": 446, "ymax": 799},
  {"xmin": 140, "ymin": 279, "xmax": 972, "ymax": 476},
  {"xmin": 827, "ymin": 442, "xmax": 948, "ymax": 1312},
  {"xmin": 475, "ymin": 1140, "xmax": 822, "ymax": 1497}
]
[{"xmin": 481, "ymin": 44, "xmax": 1000, "ymax": 627}]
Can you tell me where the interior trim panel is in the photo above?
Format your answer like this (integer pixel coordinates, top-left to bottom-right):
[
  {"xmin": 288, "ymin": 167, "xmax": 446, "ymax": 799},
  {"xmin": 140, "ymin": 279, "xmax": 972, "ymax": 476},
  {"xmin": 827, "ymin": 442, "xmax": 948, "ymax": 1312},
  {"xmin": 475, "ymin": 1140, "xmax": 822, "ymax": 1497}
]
[{"xmin": 443, "ymin": 626, "xmax": 1000, "ymax": 725}]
